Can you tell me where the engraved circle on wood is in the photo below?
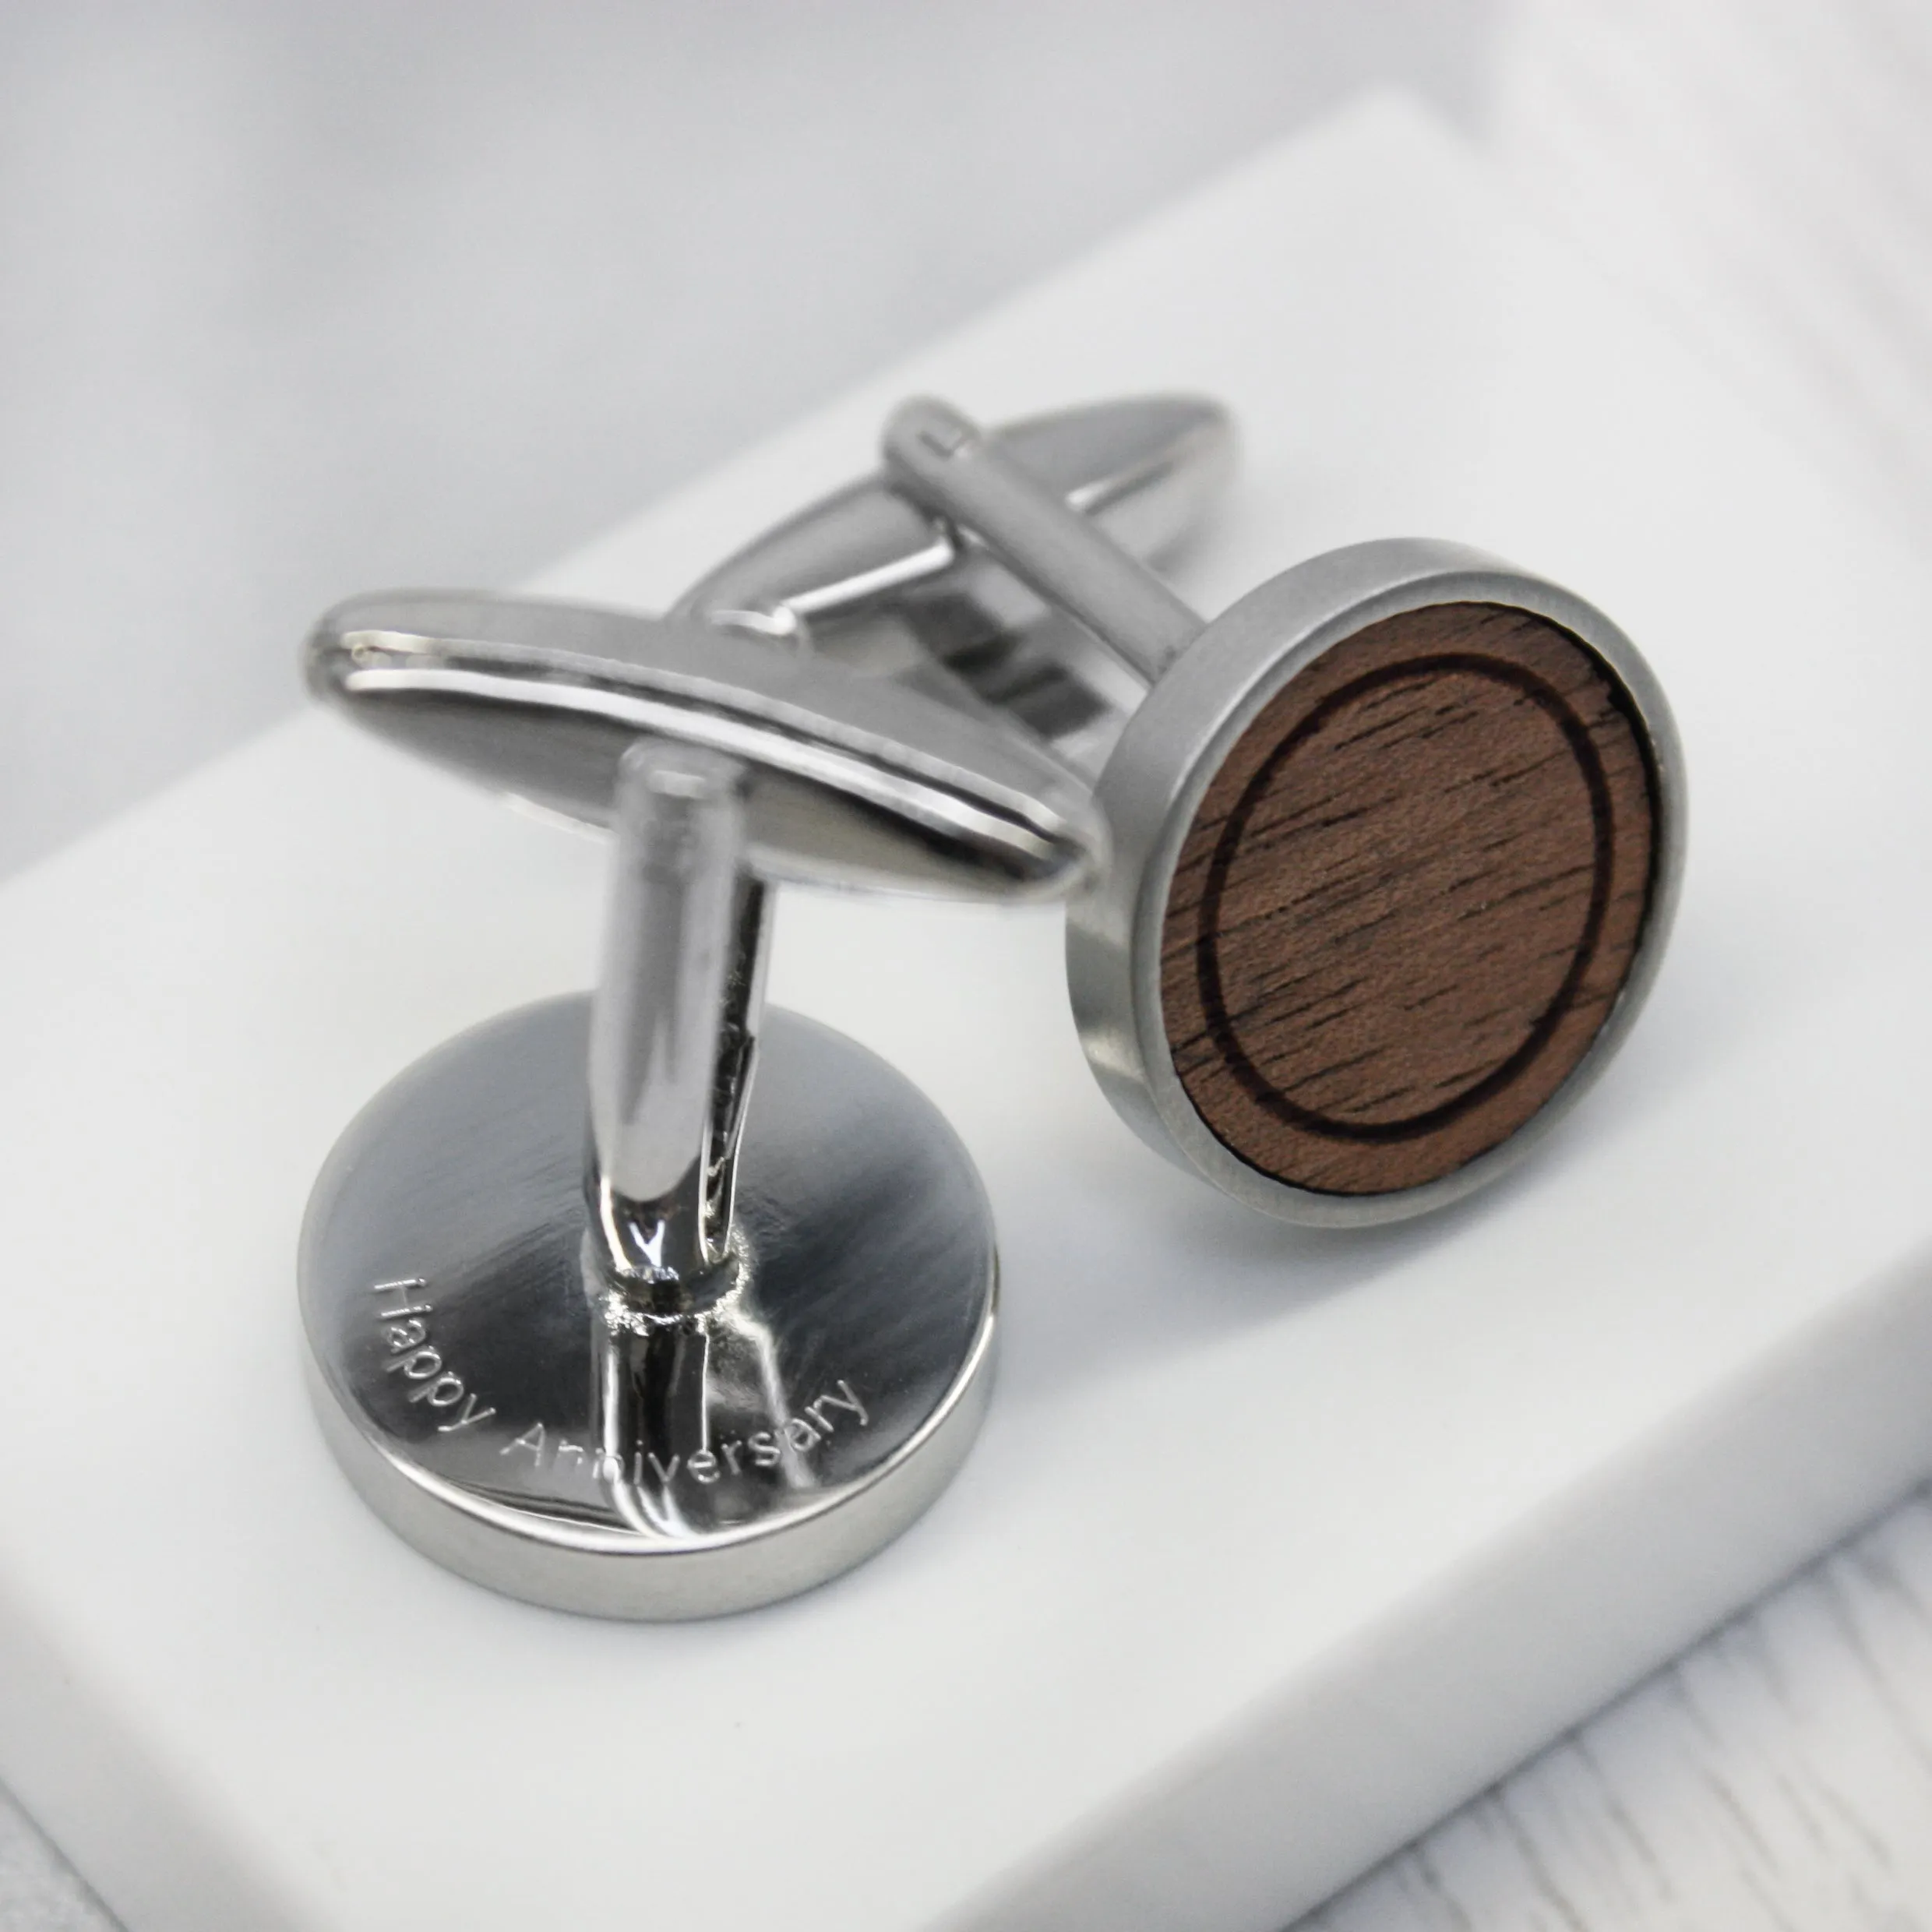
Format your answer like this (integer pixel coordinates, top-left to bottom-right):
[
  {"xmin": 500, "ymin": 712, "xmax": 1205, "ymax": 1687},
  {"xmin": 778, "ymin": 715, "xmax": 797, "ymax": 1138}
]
[{"xmin": 1160, "ymin": 602, "xmax": 1658, "ymax": 1196}]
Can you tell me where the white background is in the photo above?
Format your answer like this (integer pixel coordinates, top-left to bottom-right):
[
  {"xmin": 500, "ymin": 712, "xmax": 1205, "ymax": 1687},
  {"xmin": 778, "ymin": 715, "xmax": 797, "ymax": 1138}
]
[
  {"xmin": 0, "ymin": 0, "xmax": 1481, "ymax": 877},
  {"xmin": 5, "ymin": 5, "xmax": 1932, "ymax": 1927}
]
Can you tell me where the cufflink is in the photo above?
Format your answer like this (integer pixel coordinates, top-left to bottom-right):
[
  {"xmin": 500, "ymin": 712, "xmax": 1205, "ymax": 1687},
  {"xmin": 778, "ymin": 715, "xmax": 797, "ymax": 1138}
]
[
  {"xmin": 878, "ymin": 399, "xmax": 1685, "ymax": 1225},
  {"xmin": 679, "ymin": 392, "xmax": 1681, "ymax": 1226},
  {"xmin": 299, "ymin": 594, "xmax": 1102, "ymax": 1617},
  {"xmin": 672, "ymin": 393, "xmax": 1235, "ymax": 767}
]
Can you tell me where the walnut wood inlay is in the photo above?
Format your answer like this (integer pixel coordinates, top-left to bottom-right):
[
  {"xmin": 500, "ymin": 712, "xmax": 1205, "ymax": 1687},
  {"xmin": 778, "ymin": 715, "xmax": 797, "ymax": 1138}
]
[{"xmin": 1160, "ymin": 601, "xmax": 1658, "ymax": 1196}]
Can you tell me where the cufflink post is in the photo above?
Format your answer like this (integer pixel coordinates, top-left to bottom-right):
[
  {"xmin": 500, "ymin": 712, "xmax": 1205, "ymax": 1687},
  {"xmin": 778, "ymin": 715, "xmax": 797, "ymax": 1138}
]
[{"xmin": 587, "ymin": 743, "xmax": 760, "ymax": 1296}]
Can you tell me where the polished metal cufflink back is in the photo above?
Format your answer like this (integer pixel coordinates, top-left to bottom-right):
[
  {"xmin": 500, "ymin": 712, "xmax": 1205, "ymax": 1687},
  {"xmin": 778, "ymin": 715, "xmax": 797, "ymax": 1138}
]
[{"xmin": 299, "ymin": 595, "xmax": 1103, "ymax": 1617}]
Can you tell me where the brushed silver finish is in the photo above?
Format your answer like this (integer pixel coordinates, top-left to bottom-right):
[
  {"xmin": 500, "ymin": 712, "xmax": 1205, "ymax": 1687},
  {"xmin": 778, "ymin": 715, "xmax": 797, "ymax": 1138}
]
[
  {"xmin": 301, "ymin": 999, "xmax": 996, "ymax": 1619},
  {"xmin": 299, "ymin": 571, "xmax": 1104, "ymax": 1614}
]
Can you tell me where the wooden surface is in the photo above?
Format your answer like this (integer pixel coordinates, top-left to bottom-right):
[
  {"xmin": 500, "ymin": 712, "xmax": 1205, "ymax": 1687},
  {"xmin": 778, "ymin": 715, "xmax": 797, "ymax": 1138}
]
[
  {"xmin": 1307, "ymin": 1487, "xmax": 1932, "ymax": 1930},
  {"xmin": 0, "ymin": 1798, "xmax": 104, "ymax": 1932},
  {"xmin": 1162, "ymin": 603, "xmax": 1656, "ymax": 1195}
]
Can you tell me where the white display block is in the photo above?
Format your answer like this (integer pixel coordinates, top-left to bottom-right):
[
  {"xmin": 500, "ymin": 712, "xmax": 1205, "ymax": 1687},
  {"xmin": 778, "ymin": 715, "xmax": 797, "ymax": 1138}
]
[{"xmin": 4, "ymin": 94, "xmax": 1932, "ymax": 1932}]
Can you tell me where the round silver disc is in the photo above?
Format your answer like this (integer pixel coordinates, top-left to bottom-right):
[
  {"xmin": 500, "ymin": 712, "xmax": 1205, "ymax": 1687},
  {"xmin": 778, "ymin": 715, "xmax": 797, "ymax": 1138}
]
[{"xmin": 300, "ymin": 998, "xmax": 998, "ymax": 1619}]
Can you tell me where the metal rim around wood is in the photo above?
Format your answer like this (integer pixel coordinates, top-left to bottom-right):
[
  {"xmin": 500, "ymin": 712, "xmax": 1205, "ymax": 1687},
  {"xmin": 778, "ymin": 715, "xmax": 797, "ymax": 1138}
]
[{"xmin": 1066, "ymin": 538, "xmax": 1686, "ymax": 1227}]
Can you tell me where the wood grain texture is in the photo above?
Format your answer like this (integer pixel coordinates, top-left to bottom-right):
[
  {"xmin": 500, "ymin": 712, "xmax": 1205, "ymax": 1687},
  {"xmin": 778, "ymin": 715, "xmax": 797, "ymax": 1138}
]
[
  {"xmin": 0, "ymin": 1786, "xmax": 111, "ymax": 1931},
  {"xmin": 1162, "ymin": 602, "xmax": 1657, "ymax": 1195},
  {"xmin": 1303, "ymin": 1489, "xmax": 1932, "ymax": 1931}
]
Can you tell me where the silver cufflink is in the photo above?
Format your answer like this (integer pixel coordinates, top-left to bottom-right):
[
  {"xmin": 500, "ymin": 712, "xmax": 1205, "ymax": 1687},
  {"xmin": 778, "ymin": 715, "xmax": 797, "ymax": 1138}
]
[
  {"xmin": 878, "ymin": 399, "xmax": 1686, "ymax": 1225},
  {"xmin": 682, "ymin": 393, "xmax": 1686, "ymax": 1226},
  {"xmin": 299, "ymin": 591, "xmax": 1103, "ymax": 1618},
  {"xmin": 300, "ymin": 391, "xmax": 1685, "ymax": 1620}
]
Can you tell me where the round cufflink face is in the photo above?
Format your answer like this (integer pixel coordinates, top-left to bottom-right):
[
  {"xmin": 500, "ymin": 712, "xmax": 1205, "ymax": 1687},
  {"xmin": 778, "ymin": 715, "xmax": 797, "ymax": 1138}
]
[
  {"xmin": 301, "ymin": 999, "xmax": 996, "ymax": 1619},
  {"xmin": 1069, "ymin": 538, "xmax": 1683, "ymax": 1226}
]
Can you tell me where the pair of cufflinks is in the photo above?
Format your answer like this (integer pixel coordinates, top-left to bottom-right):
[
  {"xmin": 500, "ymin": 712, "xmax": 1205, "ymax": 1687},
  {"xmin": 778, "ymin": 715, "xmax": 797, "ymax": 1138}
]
[{"xmin": 301, "ymin": 395, "xmax": 1683, "ymax": 1618}]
